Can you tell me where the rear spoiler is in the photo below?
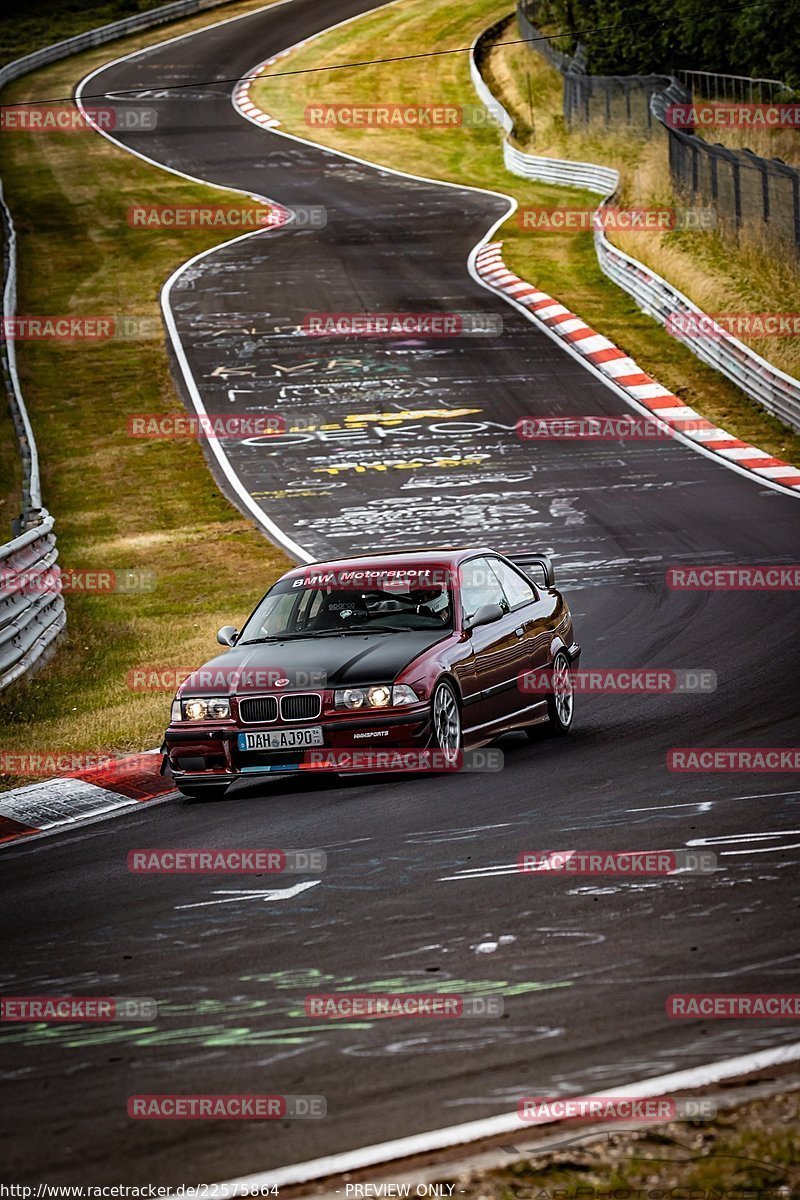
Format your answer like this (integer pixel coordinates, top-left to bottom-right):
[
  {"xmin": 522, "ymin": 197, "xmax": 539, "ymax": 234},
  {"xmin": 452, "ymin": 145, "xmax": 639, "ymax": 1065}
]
[{"xmin": 509, "ymin": 553, "xmax": 556, "ymax": 589}]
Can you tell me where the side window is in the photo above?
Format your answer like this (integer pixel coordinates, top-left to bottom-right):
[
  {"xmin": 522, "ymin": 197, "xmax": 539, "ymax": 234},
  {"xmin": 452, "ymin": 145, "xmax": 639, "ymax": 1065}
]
[
  {"xmin": 488, "ymin": 558, "xmax": 536, "ymax": 610},
  {"xmin": 460, "ymin": 557, "xmax": 509, "ymax": 623},
  {"xmin": 255, "ymin": 590, "xmax": 298, "ymax": 637}
]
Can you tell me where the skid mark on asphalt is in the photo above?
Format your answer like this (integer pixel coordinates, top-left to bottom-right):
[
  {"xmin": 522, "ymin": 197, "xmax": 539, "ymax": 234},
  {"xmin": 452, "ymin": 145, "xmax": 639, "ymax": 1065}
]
[
  {"xmin": 342, "ymin": 1024, "xmax": 564, "ymax": 1059},
  {"xmin": 403, "ymin": 822, "xmax": 513, "ymax": 846}
]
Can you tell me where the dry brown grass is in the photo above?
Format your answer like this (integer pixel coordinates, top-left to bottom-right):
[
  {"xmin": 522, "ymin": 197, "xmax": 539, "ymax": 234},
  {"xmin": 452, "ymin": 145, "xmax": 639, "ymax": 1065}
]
[{"xmin": 485, "ymin": 21, "xmax": 800, "ymax": 378}]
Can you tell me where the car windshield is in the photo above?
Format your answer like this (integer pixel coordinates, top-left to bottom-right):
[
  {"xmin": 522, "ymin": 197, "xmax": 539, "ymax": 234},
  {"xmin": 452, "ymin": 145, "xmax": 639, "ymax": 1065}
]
[{"xmin": 239, "ymin": 568, "xmax": 454, "ymax": 641}]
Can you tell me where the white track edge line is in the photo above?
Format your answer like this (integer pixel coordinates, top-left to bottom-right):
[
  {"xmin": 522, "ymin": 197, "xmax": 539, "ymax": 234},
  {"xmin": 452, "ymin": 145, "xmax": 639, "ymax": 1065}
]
[
  {"xmin": 208, "ymin": 1041, "xmax": 800, "ymax": 1191},
  {"xmin": 74, "ymin": 0, "xmax": 316, "ymax": 562},
  {"xmin": 236, "ymin": 9, "xmax": 799, "ymax": 501}
]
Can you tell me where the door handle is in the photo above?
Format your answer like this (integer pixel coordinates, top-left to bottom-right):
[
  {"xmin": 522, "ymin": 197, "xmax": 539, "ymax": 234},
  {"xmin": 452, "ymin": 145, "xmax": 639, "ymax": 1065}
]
[{"xmin": 514, "ymin": 627, "xmax": 524, "ymax": 637}]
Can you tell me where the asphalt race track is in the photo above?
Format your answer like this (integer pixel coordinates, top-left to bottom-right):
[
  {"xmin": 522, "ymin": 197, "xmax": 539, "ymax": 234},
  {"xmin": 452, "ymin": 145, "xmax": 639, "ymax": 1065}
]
[{"xmin": 2, "ymin": 0, "xmax": 800, "ymax": 1186}]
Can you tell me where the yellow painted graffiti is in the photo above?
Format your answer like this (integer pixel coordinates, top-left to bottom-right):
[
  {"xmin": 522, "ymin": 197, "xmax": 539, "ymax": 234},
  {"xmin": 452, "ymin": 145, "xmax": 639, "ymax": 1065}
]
[
  {"xmin": 342, "ymin": 408, "xmax": 482, "ymax": 427},
  {"xmin": 313, "ymin": 455, "xmax": 488, "ymax": 475}
]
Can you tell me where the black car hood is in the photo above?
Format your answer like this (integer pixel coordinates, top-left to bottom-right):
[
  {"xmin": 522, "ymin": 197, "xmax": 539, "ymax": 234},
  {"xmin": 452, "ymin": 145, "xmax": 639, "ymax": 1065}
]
[{"xmin": 179, "ymin": 629, "xmax": 451, "ymax": 695}]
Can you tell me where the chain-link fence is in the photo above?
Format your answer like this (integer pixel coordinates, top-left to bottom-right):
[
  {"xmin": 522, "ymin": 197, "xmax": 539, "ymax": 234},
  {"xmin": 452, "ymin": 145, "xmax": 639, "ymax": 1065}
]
[
  {"xmin": 563, "ymin": 71, "xmax": 677, "ymax": 131},
  {"xmin": 515, "ymin": 2, "xmax": 800, "ymax": 253},
  {"xmin": 675, "ymin": 70, "xmax": 794, "ymax": 104},
  {"xmin": 650, "ymin": 81, "xmax": 800, "ymax": 248}
]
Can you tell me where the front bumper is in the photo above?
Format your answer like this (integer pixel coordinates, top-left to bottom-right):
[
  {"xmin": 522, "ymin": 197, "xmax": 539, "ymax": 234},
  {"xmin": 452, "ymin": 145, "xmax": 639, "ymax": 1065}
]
[{"xmin": 164, "ymin": 705, "xmax": 431, "ymax": 785}]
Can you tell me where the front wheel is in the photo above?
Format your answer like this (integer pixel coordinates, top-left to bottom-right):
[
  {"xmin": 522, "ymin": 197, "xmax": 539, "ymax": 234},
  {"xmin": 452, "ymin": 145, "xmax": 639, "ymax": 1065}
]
[
  {"xmin": 546, "ymin": 657, "xmax": 573, "ymax": 729},
  {"xmin": 431, "ymin": 679, "xmax": 462, "ymax": 765},
  {"xmin": 546, "ymin": 650, "xmax": 575, "ymax": 735}
]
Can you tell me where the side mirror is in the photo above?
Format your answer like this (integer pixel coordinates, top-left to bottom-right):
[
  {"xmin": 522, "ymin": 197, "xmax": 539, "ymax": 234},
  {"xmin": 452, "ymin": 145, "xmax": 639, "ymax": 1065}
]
[
  {"xmin": 217, "ymin": 626, "xmax": 238, "ymax": 647},
  {"xmin": 465, "ymin": 603, "xmax": 504, "ymax": 631}
]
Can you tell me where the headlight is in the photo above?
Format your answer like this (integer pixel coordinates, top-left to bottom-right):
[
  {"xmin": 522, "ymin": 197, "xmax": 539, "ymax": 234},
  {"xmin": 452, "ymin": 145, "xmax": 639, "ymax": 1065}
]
[
  {"xmin": 334, "ymin": 684, "xmax": 419, "ymax": 710},
  {"xmin": 172, "ymin": 696, "xmax": 231, "ymax": 721}
]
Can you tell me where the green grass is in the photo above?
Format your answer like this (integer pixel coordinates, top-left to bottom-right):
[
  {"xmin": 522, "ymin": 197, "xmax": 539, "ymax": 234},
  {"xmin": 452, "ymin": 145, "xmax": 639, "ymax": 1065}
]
[
  {"xmin": 252, "ymin": 0, "xmax": 800, "ymax": 466},
  {"xmin": 2, "ymin": 0, "xmax": 195, "ymax": 65},
  {"xmin": 0, "ymin": 0, "xmax": 291, "ymax": 786}
]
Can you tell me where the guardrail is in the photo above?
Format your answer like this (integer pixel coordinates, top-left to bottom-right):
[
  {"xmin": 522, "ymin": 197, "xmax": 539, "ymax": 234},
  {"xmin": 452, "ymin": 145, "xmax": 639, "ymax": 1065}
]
[
  {"xmin": 504, "ymin": 141, "xmax": 618, "ymax": 194},
  {"xmin": 0, "ymin": 179, "xmax": 64, "ymax": 690},
  {"xmin": 469, "ymin": 23, "xmax": 514, "ymax": 135},
  {"xmin": 595, "ymin": 237, "xmax": 800, "ymax": 432},
  {"xmin": 470, "ymin": 20, "xmax": 800, "ymax": 435},
  {"xmin": 0, "ymin": 0, "xmax": 240, "ymax": 690},
  {"xmin": 1, "ymin": 180, "xmax": 41, "ymax": 525},
  {"xmin": 0, "ymin": 515, "xmax": 66, "ymax": 689}
]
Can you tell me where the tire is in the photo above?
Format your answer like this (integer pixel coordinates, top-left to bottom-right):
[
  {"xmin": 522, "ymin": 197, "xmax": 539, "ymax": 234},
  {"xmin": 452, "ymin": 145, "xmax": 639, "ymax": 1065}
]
[
  {"xmin": 431, "ymin": 679, "xmax": 462, "ymax": 765},
  {"xmin": 176, "ymin": 783, "xmax": 231, "ymax": 800},
  {"xmin": 545, "ymin": 649, "xmax": 575, "ymax": 735}
]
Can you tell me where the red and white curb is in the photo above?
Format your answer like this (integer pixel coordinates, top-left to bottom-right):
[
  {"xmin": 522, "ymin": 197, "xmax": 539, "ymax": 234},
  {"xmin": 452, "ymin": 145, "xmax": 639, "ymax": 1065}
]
[
  {"xmin": 0, "ymin": 751, "xmax": 173, "ymax": 847},
  {"xmin": 232, "ymin": 51, "xmax": 800, "ymax": 497},
  {"xmin": 233, "ymin": 38, "xmax": 310, "ymax": 129},
  {"xmin": 476, "ymin": 241, "xmax": 800, "ymax": 492}
]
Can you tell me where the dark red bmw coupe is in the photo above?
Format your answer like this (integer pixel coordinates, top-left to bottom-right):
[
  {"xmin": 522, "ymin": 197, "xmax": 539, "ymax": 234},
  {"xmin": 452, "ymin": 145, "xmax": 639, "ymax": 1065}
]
[{"xmin": 163, "ymin": 547, "xmax": 581, "ymax": 797}]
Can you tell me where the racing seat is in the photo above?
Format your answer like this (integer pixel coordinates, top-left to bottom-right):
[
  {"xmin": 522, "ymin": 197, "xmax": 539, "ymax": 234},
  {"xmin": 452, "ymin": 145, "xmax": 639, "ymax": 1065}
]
[{"xmin": 307, "ymin": 591, "xmax": 371, "ymax": 631}]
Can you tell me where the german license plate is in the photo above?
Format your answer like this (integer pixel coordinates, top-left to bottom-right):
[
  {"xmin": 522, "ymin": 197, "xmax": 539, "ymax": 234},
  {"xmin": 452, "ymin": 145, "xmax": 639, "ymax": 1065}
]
[{"xmin": 238, "ymin": 726, "xmax": 323, "ymax": 751}]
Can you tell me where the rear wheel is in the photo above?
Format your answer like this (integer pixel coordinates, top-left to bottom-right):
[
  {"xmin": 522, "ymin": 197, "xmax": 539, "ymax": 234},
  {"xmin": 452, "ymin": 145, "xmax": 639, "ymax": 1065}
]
[
  {"xmin": 546, "ymin": 650, "xmax": 574, "ymax": 735},
  {"xmin": 432, "ymin": 679, "xmax": 462, "ymax": 765}
]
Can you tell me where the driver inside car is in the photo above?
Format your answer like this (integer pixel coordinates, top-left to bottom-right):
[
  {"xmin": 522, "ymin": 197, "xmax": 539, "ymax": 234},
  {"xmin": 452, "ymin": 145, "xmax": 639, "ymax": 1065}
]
[{"xmin": 408, "ymin": 585, "xmax": 451, "ymax": 624}]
